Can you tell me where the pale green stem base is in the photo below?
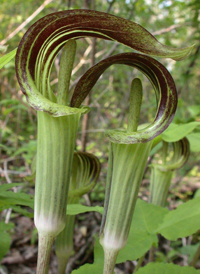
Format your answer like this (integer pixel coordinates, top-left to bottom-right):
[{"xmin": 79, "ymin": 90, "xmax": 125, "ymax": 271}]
[
  {"xmin": 36, "ymin": 233, "xmax": 55, "ymax": 274},
  {"xmin": 103, "ymin": 248, "xmax": 119, "ymax": 274},
  {"xmin": 57, "ymin": 256, "xmax": 69, "ymax": 274}
]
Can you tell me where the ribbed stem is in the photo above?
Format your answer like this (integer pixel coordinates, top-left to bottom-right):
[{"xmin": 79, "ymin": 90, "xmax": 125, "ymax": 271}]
[
  {"xmin": 100, "ymin": 141, "xmax": 153, "ymax": 273},
  {"xmin": 149, "ymin": 166, "xmax": 173, "ymax": 207},
  {"xmin": 36, "ymin": 233, "xmax": 54, "ymax": 274}
]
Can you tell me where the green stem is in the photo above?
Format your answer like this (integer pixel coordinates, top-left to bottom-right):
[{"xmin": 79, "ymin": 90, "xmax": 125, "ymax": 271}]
[
  {"xmin": 102, "ymin": 248, "xmax": 119, "ymax": 274},
  {"xmin": 148, "ymin": 245, "xmax": 156, "ymax": 263},
  {"xmin": 57, "ymin": 40, "xmax": 77, "ymax": 105},
  {"xmin": 190, "ymin": 242, "xmax": 200, "ymax": 267},
  {"xmin": 134, "ymin": 254, "xmax": 145, "ymax": 273},
  {"xmin": 36, "ymin": 233, "xmax": 54, "ymax": 274},
  {"xmin": 127, "ymin": 78, "xmax": 143, "ymax": 133},
  {"xmin": 56, "ymin": 213, "xmax": 76, "ymax": 274}
]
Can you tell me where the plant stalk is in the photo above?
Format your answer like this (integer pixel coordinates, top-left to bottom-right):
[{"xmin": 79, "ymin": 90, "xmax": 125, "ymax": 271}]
[{"xmin": 36, "ymin": 233, "xmax": 55, "ymax": 274}]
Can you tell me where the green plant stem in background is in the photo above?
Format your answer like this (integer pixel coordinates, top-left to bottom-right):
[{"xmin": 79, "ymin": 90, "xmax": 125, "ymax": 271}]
[
  {"xmin": 56, "ymin": 204, "xmax": 77, "ymax": 274},
  {"xmin": 149, "ymin": 167, "xmax": 173, "ymax": 207}
]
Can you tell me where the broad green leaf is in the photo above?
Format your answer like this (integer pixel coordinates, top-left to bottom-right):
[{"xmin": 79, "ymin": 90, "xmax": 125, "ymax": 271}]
[
  {"xmin": 187, "ymin": 133, "xmax": 200, "ymax": 152},
  {"xmin": 157, "ymin": 198, "xmax": 200, "ymax": 241},
  {"xmin": 0, "ymin": 48, "xmax": 17, "ymax": 69},
  {"xmin": 132, "ymin": 199, "xmax": 168, "ymax": 234},
  {"xmin": 66, "ymin": 204, "xmax": 103, "ymax": 215},
  {"xmin": 135, "ymin": 262, "xmax": 200, "ymax": 274},
  {"xmin": 117, "ymin": 231, "xmax": 157, "ymax": 264},
  {"xmin": 161, "ymin": 122, "xmax": 200, "ymax": 142}
]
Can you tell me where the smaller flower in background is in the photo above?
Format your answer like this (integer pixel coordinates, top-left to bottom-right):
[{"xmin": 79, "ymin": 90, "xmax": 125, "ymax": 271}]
[
  {"xmin": 149, "ymin": 137, "xmax": 190, "ymax": 207},
  {"xmin": 55, "ymin": 151, "xmax": 100, "ymax": 274}
]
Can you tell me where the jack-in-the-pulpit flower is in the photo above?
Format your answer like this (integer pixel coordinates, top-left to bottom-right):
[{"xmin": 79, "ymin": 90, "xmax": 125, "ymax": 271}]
[
  {"xmin": 69, "ymin": 52, "xmax": 180, "ymax": 273},
  {"xmin": 55, "ymin": 151, "xmax": 100, "ymax": 274},
  {"xmin": 149, "ymin": 138, "xmax": 190, "ymax": 207},
  {"xmin": 15, "ymin": 9, "xmax": 193, "ymax": 274}
]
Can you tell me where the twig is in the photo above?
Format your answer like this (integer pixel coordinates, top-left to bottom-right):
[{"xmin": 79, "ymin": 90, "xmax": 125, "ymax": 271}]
[{"xmin": 0, "ymin": 0, "xmax": 53, "ymax": 45}]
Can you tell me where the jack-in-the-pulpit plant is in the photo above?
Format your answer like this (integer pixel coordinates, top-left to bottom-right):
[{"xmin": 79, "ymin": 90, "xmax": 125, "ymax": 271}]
[
  {"xmin": 149, "ymin": 137, "xmax": 190, "ymax": 207},
  {"xmin": 15, "ymin": 9, "xmax": 193, "ymax": 274},
  {"xmin": 55, "ymin": 151, "xmax": 100, "ymax": 274},
  {"xmin": 72, "ymin": 52, "xmax": 180, "ymax": 273}
]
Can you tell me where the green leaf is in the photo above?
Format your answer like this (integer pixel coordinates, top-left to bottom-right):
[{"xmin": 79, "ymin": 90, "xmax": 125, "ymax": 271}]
[
  {"xmin": 0, "ymin": 221, "xmax": 14, "ymax": 232},
  {"xmin": 0, "ymin": 183, "xmax": 23, "ymax": 193},
  {"xmin": 11, "ymin": 205, "xmax": 34, "ymax": 218},
  {"xmin": 161, "ymin": 122, "xmax": 200, "ymax": 142},
  {"xmin": 0, "ymin": 48, "xmax": 17, "ymax": 69},
  {"xmin": 0, "ymin": 221, "xmax": 14, "ymax": 263},
  {"xmin": 0, "ymin": 191, "xmax": 34, "ymax": 209},
  {"xmin": 187, "ymin": 133, "xmax": 200, "ymax": 152},
  {"xmin": 117, "ymin": 231, "xmax": 157, "ymax": 264},
  {"xmin": 135, "ymin": 262, "xmax": 200, "ymax": 274},
  {"xmin": 157, "ymin": 198, "xmax": 200, "ymax": 241},
  {"xmin": 132, "ymin": 199, "xmax": 168, "ymax": 235},
  {"xmin": 66, "ymin": 204, "xmax": 104, "ymax": 215},
  {"xmin": 0, "ymin": 231, "xmax": 12, "ymax": 262}
]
